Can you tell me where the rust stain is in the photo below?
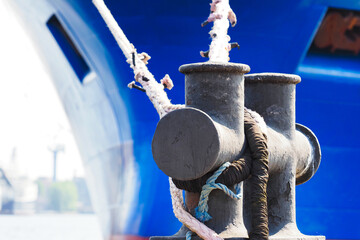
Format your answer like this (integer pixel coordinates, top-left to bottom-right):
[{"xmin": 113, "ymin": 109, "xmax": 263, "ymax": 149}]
[{"xmin": 313, "ymin": 11, "xmax": 360, "ymax": 54}]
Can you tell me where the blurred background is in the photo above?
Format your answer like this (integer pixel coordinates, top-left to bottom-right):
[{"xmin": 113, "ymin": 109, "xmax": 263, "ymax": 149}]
[
  {"xmin": 0, "ymin": 1, "xmax": 102, "ymax": 239},
  {"xmin": 1, "ymin": 0, "xmax": 360, "ymax": 239}
]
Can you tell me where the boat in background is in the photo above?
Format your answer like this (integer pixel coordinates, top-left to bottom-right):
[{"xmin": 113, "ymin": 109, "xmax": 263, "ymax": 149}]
[{"xmin": 6, "ymin": 0, "xmax": 360, "ymax": 239}]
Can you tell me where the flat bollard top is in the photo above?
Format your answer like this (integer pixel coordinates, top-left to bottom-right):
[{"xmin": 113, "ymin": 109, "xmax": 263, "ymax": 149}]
[
  {"xmin": 179, "ymin": 62, "xmax": 250, "ymax": 74},
  {"xmin": 245, "ymin": 73, "xmax": 301, "ymax": 84}
]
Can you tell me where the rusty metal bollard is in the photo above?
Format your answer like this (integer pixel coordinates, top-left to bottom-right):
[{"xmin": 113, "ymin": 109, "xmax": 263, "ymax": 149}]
[{"xmin": 151, "ymin": 63, "xmax": 324, "ymax": 239}]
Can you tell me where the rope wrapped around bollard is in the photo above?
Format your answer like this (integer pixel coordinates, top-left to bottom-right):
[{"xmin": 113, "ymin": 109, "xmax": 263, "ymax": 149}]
[
  {"xmin": 195, "ymin": 162, "xmax": 242, "ymax": 223},
  {"xmin": 93, "ymin": 1, "xmax": 269, "ymax": 238},
  {"xmin": 173, "ymin": 108, "xmax": 269, "ymax": 240}
]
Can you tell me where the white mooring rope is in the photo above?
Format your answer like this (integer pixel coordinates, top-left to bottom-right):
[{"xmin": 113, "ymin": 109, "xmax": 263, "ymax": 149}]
[
  {"xmin": 169, "ymin": 180, "xmax": 222, "ymax": 240},
  {"xmin": 92, "ymin": 0, "xmax": 239, "ymax": 239},
  {"xmin": 201, "ymin": 0, "xmax": 237, "ymax": 62},
  {"xmin": 93, "ymin": 0, "xmax": 184, "ymax": 119},
  {"xmin": 208, "ymin": 0, "xmax": 234, "ymax": 62}
]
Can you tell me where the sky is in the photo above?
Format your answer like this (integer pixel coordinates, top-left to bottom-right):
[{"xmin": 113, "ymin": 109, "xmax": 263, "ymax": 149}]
[{"xmin": 0, "ymin": 1, "xmax": 84, "ymax": 181}]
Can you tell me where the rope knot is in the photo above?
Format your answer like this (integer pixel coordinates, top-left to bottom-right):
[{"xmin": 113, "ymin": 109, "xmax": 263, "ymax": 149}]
[{"xmin": 194, "ymin": 162, "xmax": 241, "ymax": 224}]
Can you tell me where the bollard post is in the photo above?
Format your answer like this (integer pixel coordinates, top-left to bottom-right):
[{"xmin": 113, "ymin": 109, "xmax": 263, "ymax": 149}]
[
  {"xmin": 151, "ymin": 66, "xmax": 324, "ymax": 240},
  {"xmin": 153, "ymin": 62, "xmax": 250, "ymax": 181},
  {"xmin": 243, "ymin": 73, "xmax": 322, "ymax": 239}
]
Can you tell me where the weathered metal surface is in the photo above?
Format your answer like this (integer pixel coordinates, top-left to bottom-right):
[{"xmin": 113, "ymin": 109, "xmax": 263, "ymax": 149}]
[
  {"xmin": 244, "ymin": 73, "xmax": 321, "ymax": 184},
  {"xmin": 244, "ymin": 73, "xmax": 323, "ymax": 238},
  {"xmin": 295, "ymin": 124, "xmax": 321, "ymax": 185},
  {"xmin": 152, "ymin": 108, "xmax": 221, "ymax": 180},
  {"xmin": 152, "ymin": 62, "xmax": 250, "ymax": 181},
  {"xmin": 244, "ymin": 73, "xmax": 300, "ymax": 137},
  {"xmin": 151, "ymin": 65, "xmax": 324, "ymax": 239}
]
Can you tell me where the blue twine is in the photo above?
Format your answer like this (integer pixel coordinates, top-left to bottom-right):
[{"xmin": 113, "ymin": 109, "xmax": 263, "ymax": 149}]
[
  {"xmin": 186, "ymin": 230, "xmax": 193, "ymax": 240},
  {"xmin": 187, "ymin": 162, "xmax": 242, "ymax": 239},
  {"xmin": 195, "ymin": 162, "xmax": 242, "ymax": 222}
]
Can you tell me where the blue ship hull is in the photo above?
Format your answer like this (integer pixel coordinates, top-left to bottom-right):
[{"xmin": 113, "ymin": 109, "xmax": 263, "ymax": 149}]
[{"xmin": 8, "ymin": 0, "xmax": 360, "ymax": 239}]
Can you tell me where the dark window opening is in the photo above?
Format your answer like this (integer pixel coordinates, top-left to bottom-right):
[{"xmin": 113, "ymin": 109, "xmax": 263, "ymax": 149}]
[{"xmin": 47, "ymin": 15, "xmax": 90, "ymax": 82}]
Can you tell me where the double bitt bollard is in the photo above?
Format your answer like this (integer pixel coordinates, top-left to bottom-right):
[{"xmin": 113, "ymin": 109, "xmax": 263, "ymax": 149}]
[{"xmin": 151, "ymin": 62, "xmax": 324, "ymax": 240}]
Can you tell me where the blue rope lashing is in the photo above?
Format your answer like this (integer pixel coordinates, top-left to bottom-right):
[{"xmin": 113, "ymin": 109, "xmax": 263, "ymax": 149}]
[
  {"xmin": 195, "ymin": 162, "xmax": 242, "ymax": 223},
  {"xmin": 186, "ymin": 230, "xmax": 193, "ymax": 240},
  {"xmin": 187, "ymin": 162, "xmax": 242, "ymax": 240}
]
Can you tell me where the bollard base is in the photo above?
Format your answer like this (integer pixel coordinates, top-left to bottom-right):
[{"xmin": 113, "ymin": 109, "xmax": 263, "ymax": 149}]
[{"xmin": 150, "ymin": 235, "xmax": 325, "ymax": 240}]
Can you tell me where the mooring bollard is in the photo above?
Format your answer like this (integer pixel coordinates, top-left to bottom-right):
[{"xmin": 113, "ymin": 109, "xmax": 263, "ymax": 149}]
[
  {"xmin": 92, "ymin": 0, "xmax": 324, "ymax": 238},
  {"xmin": 153, "ymin": 62, "xmax": 250, "ymax": 181},
  {"xmin": 152, "ymin": 62, "xmax": 250, "ymax": 238},
  {"xmin": 243, "ymin": 73, "xmax": 322, "ymax": 239},
  {"xmin": 151, "ymin": 63, "xmax": 324, "ymax": 239}
]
